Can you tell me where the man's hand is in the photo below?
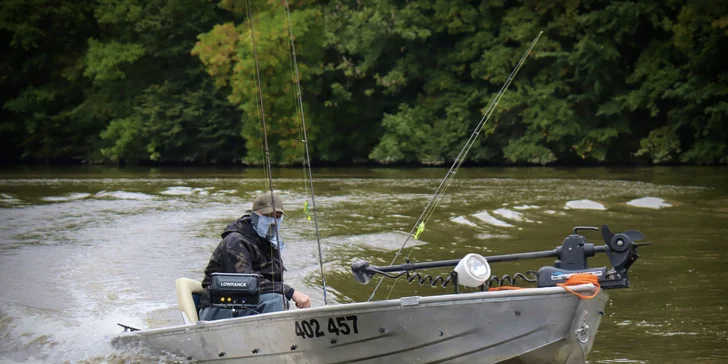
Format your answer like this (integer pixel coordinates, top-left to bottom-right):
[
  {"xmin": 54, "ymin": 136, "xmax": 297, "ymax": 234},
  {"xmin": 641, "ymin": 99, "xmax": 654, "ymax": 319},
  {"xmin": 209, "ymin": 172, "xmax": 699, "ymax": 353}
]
[{"xmin": 292, "ymin": 291, "xmax": 311, "ymax": 309}]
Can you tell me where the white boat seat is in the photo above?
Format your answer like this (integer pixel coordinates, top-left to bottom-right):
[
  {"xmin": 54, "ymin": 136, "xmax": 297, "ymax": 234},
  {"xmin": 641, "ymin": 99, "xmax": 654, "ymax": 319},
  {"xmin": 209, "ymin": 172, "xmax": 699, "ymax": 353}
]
[{"xmin": 176, "ymin": 278, "xmax": 204, "ymax": 324}]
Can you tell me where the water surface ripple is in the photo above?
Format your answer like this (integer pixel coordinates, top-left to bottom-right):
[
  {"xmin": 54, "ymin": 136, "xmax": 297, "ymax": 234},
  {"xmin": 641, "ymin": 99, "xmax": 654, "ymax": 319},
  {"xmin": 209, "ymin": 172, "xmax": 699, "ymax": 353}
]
[{"xmin": 0, "ymin": 166, "xmax": 726, "ymax": 363}]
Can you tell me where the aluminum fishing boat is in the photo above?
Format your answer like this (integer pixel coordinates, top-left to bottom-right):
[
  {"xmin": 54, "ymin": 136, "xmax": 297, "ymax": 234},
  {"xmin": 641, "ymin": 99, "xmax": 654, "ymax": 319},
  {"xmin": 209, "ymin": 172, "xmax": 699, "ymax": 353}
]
[{"xmin": 117, "ymin": 224, "xmax": 649, "ymax": 363}]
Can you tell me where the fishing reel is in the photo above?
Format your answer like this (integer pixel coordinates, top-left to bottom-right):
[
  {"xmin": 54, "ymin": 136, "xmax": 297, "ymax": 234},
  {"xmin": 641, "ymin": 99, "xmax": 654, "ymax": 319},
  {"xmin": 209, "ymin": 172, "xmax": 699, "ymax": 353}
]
[{"xmin": 351, "ymin": 224, "xmax": 650, "ymax": 292}]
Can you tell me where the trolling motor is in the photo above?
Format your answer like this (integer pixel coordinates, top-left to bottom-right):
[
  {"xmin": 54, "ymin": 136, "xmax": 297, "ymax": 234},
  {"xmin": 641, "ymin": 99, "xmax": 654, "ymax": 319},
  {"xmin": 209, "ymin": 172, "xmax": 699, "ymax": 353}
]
[{"xmin": 351, "ymin": 225, "xmax": 649, "ymax": 292}]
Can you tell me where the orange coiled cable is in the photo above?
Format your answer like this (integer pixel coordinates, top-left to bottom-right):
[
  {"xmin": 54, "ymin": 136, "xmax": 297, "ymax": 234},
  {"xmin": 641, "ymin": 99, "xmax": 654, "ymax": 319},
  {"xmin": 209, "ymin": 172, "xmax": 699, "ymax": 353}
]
[{"xmin": 557, "ymin": 273, "xmax": 601, "ymax": 299}]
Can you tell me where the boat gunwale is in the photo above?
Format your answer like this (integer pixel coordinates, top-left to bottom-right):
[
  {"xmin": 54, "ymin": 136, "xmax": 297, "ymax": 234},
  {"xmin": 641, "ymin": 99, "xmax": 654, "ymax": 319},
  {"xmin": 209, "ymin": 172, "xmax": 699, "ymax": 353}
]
[{"xmin": 135, "ymin": 284, "xmax": 601, "ymax": 337}]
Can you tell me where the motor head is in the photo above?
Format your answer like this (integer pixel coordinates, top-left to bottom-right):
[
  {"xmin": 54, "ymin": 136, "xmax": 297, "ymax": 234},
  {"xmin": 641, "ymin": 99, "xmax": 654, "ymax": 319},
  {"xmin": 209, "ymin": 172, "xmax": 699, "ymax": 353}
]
[{"xmin": 351, "ymin": 260, "xmax": 374, "ymax": 284}]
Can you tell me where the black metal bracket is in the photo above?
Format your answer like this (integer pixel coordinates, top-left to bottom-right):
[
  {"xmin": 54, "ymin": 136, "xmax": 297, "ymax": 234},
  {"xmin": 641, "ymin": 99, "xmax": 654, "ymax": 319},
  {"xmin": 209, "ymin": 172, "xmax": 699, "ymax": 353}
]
[
  {"xmin": 117, "ymin": 323, "xmax": 140, "ymax": 332},
  {"xmin": 573, "ymin": 226, "xmax": 599, "ymax": 235}
]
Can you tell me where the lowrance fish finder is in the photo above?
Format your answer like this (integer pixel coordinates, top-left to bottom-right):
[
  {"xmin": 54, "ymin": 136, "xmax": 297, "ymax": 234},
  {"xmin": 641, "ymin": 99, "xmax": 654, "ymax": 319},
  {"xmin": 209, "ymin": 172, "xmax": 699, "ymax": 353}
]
[{"xmin": 209, "ymin": 273, "xmax": 261, "ymax": 310}]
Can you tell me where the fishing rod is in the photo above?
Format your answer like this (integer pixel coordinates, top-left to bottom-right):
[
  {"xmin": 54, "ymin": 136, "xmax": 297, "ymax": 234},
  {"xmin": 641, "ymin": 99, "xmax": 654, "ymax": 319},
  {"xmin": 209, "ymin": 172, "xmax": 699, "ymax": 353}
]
[
  {"xmin": 369, "ymin": 31, "xmax": 544, "ymax": 302},
  {"xmin": 244, "ymin": 0, "xmax": 287, "ymax": 305},
  {"xmin": 283, "ymin": 0, "xmax": 328, "ymax": 306},
  {"xmin": 244, "ymin": 1, "xmax": 274, "ymax": 201},
  {"xmin": 246, "ymin": 0, "xmax": 328, "ymax": 306}
]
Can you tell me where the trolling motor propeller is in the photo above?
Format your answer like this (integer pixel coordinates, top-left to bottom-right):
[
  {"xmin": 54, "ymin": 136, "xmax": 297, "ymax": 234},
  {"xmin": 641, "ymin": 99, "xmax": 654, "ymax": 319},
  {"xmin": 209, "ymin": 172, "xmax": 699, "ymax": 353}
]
[
  {"xmin": 599, "ymin": 224, "xmax": 650, "ymax": 276},
  {"xmin": 601, "ymin": 224, "xmax": 645, "ymax": 252}
]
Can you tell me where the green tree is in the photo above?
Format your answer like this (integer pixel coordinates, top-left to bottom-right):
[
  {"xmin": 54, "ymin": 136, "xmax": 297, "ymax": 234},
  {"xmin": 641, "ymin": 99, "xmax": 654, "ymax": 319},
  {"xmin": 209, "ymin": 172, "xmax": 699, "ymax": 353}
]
[
  {"xmin": 1, "ymin": 0, "xmax": 725, "ymax": 165},
  {"xmin": 325, "ymin": 0, "xmax": 727, "ymax": 165},
  {"xmin": 193, "ymin": 1, "xmax": 324, "ymax": 164},
  {"xmin": 1, "ymin": 0, "xmax": 98, "ymax": 162},
  {"xmin": 88, "ymin": 0, "xmax": 243, "ymax": 164},
  {"xmin": 624, "ymin": 1, "xmax": 728, "ymax": 164}
]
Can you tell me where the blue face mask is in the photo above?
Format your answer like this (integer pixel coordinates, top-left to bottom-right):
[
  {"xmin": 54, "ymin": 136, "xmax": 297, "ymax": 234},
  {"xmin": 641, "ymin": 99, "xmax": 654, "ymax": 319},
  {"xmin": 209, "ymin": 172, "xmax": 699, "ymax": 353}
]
[{"xmin": 250, "ymin": 212, "xmax": 285, "ymax": 251}]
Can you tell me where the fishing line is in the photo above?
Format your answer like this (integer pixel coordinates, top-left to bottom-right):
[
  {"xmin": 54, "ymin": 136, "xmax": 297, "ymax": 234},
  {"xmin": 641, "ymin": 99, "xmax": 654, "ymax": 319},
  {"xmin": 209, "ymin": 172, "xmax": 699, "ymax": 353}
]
[
  {"xmin": 282, "ymin": 5, "xmax": 308, "ymax": 200},
  {"xmin": 370, "ymin": 31, "xmax": 543, "ymax": 302},
  {"xmin": 289, "ymin": 53, "xmax": 310, "ymax": 205},
  {"xmin": 244, "ymin": 0, "xmax": 285, "ymax": 303},
  {"xmin": 244, "ymin": 3, "xmax": 268, "ymax": 188},
  {"xmin": 253, "ymin": 63, "xmax": 268, "ymax": 188},
  {"xmin": 283, "ymin": 0, "xmax": 328, "ymax": 305}
]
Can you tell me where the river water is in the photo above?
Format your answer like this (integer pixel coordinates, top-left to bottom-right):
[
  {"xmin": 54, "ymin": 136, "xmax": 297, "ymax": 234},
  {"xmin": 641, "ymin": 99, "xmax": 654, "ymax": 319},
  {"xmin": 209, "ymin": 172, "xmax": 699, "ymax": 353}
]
[{"xmin": 0, "ymin": 166, "xmax": 726, "ymax": 363}]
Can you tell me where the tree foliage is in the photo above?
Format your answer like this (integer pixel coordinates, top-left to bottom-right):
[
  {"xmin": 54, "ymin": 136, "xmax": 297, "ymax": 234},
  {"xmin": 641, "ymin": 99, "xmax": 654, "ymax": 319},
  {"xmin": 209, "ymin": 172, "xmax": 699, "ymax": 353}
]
[
  {"xmin": 192, "ymin": 3, "xmax": 323, "ymax": 164},
  {"xmin": 1, "ymin": 0, "xmax": 726, "ymax": 165}
]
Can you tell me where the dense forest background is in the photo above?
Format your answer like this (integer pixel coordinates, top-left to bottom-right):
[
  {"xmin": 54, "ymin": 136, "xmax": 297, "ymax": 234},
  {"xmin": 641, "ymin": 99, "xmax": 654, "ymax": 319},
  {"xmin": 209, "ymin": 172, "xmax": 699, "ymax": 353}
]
[{"xmin": 1, "ymin": 0, "xmax": 726, "ymax": 165}]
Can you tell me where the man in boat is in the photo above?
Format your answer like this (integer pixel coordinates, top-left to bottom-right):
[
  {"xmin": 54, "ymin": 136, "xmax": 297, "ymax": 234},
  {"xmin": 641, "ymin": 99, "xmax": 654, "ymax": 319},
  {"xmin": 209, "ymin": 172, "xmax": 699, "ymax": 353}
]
[{"xmin": 198, "ymin": 192, "xmax": 311, "ymax": 321}]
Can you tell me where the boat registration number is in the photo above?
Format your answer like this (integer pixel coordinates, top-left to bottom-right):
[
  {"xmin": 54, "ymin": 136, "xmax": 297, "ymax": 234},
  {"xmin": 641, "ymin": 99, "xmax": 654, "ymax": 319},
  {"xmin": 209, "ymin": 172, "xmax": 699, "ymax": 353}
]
[{"xmin": 294, "ymin": 315, "xmax": 359, "ymax": 339}]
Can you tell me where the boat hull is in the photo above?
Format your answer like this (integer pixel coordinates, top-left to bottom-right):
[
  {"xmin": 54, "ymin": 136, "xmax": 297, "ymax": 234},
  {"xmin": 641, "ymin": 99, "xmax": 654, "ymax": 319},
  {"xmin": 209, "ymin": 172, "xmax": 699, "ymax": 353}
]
[{"xmin": 127, "ymin": 284, "xmax": 606, "ymax": 364}]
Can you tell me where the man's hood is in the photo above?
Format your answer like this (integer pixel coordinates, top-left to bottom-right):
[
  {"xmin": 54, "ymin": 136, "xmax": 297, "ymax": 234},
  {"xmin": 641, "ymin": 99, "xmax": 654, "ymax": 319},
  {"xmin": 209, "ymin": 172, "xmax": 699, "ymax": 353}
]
[{"xmin": 221, "ymin": 214, "xmax": 252, "ymax": 239}]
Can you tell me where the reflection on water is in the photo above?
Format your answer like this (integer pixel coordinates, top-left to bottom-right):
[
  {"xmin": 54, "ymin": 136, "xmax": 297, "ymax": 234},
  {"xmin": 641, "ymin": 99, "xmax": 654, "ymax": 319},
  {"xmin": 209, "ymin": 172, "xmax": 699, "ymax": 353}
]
[{"xmin": 0, "ymin": 166, "xmax": 726, "ymax": 363}]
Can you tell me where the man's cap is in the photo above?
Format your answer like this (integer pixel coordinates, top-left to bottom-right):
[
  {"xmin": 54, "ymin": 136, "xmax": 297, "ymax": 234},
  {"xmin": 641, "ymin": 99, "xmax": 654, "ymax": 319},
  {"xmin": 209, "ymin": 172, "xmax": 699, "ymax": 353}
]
[{"xmin": 252, "ymin": 192, "xmax": 287, "ymax": 216}]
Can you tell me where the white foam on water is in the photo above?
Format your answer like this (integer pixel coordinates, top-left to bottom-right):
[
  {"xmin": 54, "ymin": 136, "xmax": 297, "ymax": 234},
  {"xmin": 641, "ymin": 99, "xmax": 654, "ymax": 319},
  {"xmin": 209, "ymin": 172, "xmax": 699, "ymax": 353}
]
[
  {"xmin": 492, "ymin": 208, "xmax": 524, "ymax": 221},
  {"xmin": 94, "ymin": 191, "xmax": 155, "ymax": 200},
  {"xmin": 645, "ymin": 331, "xmax": 698, "ymax": 337},
  {"xmin": 544, "ymin": 210, "xmax": 556, "ymax": 214},
  {"xmin": 40, "ymin": 193, "xmax": 91, "ymax": 202},
  {"xmin": 513, "ymin": 205, "xmax": 539, "ymax": 210},
  {"xmin": 626, "ymin": 197, "xmax": 672, "ymax": 209},
  {"xmin": 450, "ymin": 216, "xmax": 477, "ymax": 227},
  {"xmin": 0, "ymin": 359, "xmax": 45, "ymax": 364},
  {"xmin": 159, "ymin": 186, "xmax": 193, "ymax": 195},
  {"xmin": 159, "ymin": 186, "xmax": 215, "ymax": 196},
  {"xmin": 0, "ymin": 193, "xmax": 23, "ymax": 205},
  {"xmin": 565, "ymin": 199, "xmax": 606, "ymax": 210},
  {"xmin": 472, "ymin": 211, "xmax": 514, "ymax": 227},
  {"xmin": 192, "ymin": 187, "xmax": 212, "ymax": 195},
  {"xmin": 636, "ymin": 320, "xmax": 663, "ymax": 327},
  {"xmin": 477, "ymin": 232, "xmax": 511, "ymax": 240},
  {"xmin": 0, "ymin": 303, "xmax": 121, "ymax": 363}
]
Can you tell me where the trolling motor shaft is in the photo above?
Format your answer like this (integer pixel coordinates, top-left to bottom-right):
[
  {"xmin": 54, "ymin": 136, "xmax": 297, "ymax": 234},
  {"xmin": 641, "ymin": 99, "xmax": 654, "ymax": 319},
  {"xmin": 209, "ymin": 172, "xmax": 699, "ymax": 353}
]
[
  {"xmin": 351, "ymin": 224, "xmax": 649, "ymax": 290},
  {"xmin": 353, "ymin": 245, "xmax": 607, "ymax": 276}
]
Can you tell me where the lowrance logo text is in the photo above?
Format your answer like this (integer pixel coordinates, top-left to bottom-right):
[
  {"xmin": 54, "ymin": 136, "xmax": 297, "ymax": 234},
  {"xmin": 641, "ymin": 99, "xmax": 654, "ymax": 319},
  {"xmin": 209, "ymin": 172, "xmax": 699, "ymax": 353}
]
[{"xmin": 220, "ymin": 281, "xmax": 248, "ymax": 288}]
